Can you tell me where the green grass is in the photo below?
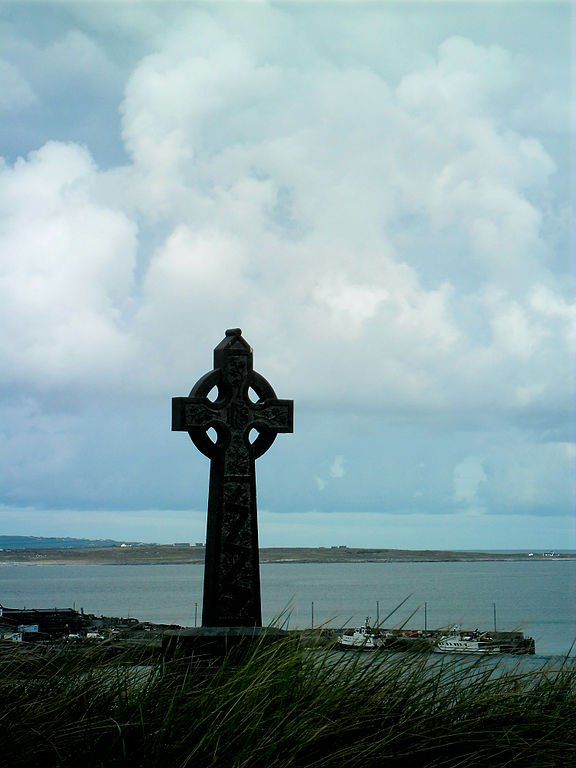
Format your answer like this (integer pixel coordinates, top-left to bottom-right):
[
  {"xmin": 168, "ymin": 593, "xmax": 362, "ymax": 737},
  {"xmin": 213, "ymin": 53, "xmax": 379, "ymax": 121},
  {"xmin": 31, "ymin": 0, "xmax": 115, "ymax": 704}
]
[{"xmin": 0, "ymin": 639, "xmax": 574, "ymax": 767}]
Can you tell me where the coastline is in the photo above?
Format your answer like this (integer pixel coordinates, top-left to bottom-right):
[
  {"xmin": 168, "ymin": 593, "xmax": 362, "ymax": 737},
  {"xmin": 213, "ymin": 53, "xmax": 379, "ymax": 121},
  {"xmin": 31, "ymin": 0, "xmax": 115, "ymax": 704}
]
[{"xmin": 1, "ymin": 545, "xmax": 573, "ymax": 567}]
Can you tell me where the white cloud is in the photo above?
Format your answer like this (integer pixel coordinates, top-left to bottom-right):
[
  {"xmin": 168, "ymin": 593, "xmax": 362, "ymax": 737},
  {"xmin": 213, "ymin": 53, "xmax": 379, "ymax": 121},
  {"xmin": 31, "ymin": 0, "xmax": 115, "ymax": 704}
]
[
  {"xmin": 105, "ymin": 17, "xmax": 566, "ymax": 415},
  {"xmin": 0, "ymin": 142, "xmax": 137, "ymax": 389},
  {"xmin": 0, "ymin": 4, "xmax": 572, "ymax": 528},
  {"xmin": 330, "ymin": 456, "xmax": 346, "ymax": 479},
  {"xmin": 489, "ymin": 295, "xmax": 546, "ymax": 361},
  {"xmin": 0, "ymin": 58, "xmax": 36, "ymax": 112},
  {"xmin": 453, "ymin": 456, "xmax": 487, "ymax": 508},
  {"xmin": 396, "ymin": 36, "xmax": 518, "ymax": 115},
  {"xmin": 2, "ymin": 19, "xmax": 571, "ymax": 389},
  {"xmin": 484, "ymin": 441, "xmax": 576, "ymax": 513},
  {"xmin": 42, "ymin": 30, "xmax": 119, "ymax": 88},
  {"xmin": 0, "ymin": 11, "xmax": 570, "ymax": 417}
]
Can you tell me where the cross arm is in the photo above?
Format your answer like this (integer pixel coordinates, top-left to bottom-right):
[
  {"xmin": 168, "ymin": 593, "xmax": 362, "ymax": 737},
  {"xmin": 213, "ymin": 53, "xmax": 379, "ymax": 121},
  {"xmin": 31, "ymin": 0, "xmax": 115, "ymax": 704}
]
[
  {"xmin": 250, "ymin": 399, "xmax": 293, "ymax": 433},
  {"xmin": 172, "ymin": 397, "xmax": 222, "ymax": 432}
]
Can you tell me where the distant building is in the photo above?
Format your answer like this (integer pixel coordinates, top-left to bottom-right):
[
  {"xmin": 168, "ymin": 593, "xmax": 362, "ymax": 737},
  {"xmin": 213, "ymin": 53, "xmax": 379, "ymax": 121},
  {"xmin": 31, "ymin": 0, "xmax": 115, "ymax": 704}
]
[
  {"xmin": 194, "ymin": 542, "xmax": 205, "ymax": 548},
  {"xmin": 173, "ymin": 542, "xmax": 191, "ymax": 548},
  {"xmin": 0, "ymin": 605, "xmax": 87, "ymax": 636}
]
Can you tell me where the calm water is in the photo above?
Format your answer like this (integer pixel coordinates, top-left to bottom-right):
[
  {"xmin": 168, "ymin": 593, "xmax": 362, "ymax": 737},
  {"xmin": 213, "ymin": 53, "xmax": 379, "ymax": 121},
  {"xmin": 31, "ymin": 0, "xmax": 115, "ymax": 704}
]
[{"xmin": 1, "ymin": 561, "xmax": 574, "ymax": 657}]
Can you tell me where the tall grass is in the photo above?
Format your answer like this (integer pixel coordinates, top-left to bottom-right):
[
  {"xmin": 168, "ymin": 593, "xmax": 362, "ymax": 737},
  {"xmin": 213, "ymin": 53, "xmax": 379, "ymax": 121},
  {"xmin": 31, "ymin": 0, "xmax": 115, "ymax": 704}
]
[{"xmin": 0, "ymin": 638, "xmax": 574, "ymax": 767}]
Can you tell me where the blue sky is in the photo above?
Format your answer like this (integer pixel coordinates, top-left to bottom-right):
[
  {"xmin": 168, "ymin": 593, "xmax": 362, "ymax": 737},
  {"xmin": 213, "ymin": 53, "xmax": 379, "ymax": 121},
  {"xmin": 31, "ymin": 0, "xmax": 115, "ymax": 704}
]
[{"xmin": 0, "ymin": 1, "xmax": 574, "ymax": 548}]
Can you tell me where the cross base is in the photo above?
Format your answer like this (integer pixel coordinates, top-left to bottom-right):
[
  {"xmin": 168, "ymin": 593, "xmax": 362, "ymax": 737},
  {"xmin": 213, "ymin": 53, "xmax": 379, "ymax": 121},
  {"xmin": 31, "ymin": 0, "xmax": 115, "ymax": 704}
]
[{"xmin": 161, "ymin": 626, "xmax": 290, "ymax": 660}]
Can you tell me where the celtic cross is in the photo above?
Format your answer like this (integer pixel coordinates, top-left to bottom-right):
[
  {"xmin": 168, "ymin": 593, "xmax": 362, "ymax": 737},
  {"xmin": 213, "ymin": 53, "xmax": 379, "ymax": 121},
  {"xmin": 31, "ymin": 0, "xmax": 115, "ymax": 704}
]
[{"xmin": 172, "ymin": 329, "xmax": 293, "ymax": 627}]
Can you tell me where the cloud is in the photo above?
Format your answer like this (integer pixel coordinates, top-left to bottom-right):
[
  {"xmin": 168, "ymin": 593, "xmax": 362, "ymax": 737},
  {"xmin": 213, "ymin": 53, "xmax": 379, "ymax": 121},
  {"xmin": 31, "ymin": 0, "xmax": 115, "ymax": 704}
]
[
  {"xmin": 0, "ymin": 3, "xmax": 572, "ymax": 532},
  {"xmin": 453, "ymin": 456, "xmax": 487, "ymax": 509},
  {"xmin": 483, "ymin": 441, "xmax": 576, "ymax": 515},
  {"xmin": 0, "ymin": 58, "xmax": 36, "ymax": 112},
  {"xmin": 109, "ymin": 19, "xmax": 567, "ymax": 419},
  {"xmin": 0, "ymin": 141, "xmax": 137, "ymax": 390},
  {"xmin": 313, "ymin": 456, "xmax": 346, "ymax": 495},
  {"xmin": 330, "ymin": 456, "xmax": 346, "ymax": 480},
  {"xmin": 2, "ymin": 14, "xmax": 569, "ymax": 418},
  {"xmin": 315, "ymin": 477, "xmax": 326, "ymax": 492}
]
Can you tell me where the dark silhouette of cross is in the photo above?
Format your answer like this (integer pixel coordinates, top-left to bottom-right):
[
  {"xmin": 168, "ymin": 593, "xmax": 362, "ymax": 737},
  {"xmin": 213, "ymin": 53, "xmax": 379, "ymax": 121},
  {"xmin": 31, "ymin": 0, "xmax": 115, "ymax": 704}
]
[{"xmin": 172, "ymin": 329, "xmax": 293, "ymax": 627}]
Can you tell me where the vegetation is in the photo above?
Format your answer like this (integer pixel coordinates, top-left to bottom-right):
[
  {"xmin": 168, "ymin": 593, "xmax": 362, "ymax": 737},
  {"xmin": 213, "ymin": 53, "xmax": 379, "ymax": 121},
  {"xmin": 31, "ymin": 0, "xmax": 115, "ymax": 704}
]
[{"xmin": 0, "ymin": 639, "xmax": 574, "ymax": 767}]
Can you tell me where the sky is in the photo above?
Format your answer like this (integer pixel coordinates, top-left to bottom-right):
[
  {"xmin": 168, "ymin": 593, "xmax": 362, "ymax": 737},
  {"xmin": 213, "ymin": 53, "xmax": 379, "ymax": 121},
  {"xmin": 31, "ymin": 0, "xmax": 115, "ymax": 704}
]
[{"xmin": 0, "ymin": 0, "xmax": 574, "ymax": 549}]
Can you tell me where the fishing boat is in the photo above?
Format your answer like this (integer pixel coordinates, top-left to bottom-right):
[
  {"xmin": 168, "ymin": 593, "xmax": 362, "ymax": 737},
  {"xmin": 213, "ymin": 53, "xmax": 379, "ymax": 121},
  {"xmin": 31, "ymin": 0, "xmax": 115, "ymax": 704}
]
[
  {"xmin": 433, "ymin": 626, "xmax": 501, "ymax": 655},
  {"xmin": 337, "ymin": 618, "xmax": 386, "ymax": 650}
]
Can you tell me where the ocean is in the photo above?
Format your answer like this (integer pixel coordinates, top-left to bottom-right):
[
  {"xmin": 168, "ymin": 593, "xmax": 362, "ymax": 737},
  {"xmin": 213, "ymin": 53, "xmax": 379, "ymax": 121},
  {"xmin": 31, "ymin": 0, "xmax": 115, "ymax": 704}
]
[{"xmin": 1, "ymin": 560, "xmax": 574, "ymax": 657}]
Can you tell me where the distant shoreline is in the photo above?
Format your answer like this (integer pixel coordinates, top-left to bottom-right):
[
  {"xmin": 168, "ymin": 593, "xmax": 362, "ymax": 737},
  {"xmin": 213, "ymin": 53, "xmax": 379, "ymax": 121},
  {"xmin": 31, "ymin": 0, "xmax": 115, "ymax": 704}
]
[{"xmin": 0, "ymin": 545, "xmax": 574, "ymax": 567}]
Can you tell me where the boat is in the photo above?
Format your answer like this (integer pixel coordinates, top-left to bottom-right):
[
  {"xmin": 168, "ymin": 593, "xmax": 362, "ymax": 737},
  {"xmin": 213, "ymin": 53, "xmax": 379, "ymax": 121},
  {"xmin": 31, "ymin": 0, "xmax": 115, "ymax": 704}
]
[
  {"xmin": 337, "ymin": 618, "xmax": 386, "ymax": 650},
  {"xmin": 433, "ymin": 626, "xmax": 501, "ymax": 655}
]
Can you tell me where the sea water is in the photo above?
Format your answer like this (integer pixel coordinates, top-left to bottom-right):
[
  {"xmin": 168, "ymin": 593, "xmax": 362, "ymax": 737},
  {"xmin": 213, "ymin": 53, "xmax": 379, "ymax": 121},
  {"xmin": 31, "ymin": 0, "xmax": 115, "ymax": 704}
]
[{"xmin": 1, "ymin": 560, "xmax": 574, "ymax": 657}]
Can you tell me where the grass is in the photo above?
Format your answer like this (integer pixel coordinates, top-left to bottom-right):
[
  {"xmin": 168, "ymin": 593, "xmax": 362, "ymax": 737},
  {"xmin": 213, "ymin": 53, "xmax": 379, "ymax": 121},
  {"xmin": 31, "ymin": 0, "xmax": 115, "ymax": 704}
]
[{"xmin": 0, "ymin": 638, "xmax": 574, "ymax": 768}]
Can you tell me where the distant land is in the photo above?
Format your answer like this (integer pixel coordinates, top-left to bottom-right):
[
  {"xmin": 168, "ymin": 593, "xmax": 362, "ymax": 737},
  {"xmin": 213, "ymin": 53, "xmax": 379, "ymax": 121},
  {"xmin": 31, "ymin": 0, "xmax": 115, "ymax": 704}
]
[
  {"xmin": 0, "ymin": 538, "xmax": 573, "ymax": 565},
  {"xmin": 0, "ymin": 535, "xmax": 126, "ymax": 550}
]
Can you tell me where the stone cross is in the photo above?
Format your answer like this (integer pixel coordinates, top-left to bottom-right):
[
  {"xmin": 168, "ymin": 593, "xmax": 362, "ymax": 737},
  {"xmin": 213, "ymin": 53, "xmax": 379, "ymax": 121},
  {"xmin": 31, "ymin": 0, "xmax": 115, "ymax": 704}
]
[{"xmin": 172, "ymin": 329, "xmax": 293, "ymax": 627}]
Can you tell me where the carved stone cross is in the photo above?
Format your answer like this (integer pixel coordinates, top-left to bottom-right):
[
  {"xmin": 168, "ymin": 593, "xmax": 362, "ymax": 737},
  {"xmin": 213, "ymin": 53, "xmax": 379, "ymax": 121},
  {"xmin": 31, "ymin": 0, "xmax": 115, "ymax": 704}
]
[{"xmin": 172, "ymin": 329, "xmax": 293, "ymax": 627}]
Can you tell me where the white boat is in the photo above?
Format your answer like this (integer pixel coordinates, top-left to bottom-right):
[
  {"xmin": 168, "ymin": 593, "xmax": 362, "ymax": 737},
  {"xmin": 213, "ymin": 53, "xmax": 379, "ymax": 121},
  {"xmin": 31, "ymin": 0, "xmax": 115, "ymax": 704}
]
[
  {"xmin": 338, "ymin": 618, "xmax": 386, "ymax": 650},
  {"xmin": 434, "ymin": 627, "xmax": 501, "ymax": 655}
]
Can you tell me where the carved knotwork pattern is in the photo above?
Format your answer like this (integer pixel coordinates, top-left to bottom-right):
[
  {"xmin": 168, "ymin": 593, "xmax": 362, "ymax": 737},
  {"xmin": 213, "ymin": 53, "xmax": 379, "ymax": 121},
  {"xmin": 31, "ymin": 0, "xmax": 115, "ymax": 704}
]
[
  {"xmin": 227, "ymin": 356, "xmax": 248, "ymax": 393},
  {"xmin": 218, "ymin": 477, "xmax": 254, "ymax": 621},
  {"xmin": 230, "ymin": 402, "xmax": 250, "ymax": 429},
  {"xmin": 255, "ymin": 404, "xmax": 291, "ymax": 428},
  {"xmin": 184, "ymin": 402, "xmax": 216, "ymax": 426},
  {"xmin": 225, "ymin": 435, "xmax": 250, "ymax": 474},
  {"xmin": 219, "ymin": 550, "xmax": 253, "ymax": 600},
  {"xmin": 223, "ymin": 480, "xmax": 250, "ymax": 507}
]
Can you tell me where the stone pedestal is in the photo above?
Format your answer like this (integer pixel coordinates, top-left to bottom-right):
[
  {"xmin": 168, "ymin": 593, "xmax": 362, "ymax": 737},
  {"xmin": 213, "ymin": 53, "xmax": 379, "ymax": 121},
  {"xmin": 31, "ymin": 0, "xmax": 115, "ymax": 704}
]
[{"xmin": 162, "ymin": 626, "xmax": 290, "ymax": 660}]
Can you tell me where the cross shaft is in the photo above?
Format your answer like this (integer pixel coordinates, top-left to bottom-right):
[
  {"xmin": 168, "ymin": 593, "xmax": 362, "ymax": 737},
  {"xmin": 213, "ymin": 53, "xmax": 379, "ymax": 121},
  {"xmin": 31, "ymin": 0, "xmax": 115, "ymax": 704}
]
[{"xmin": 172, "ymin": 329, "xmax": 293, "ymax": 627}]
